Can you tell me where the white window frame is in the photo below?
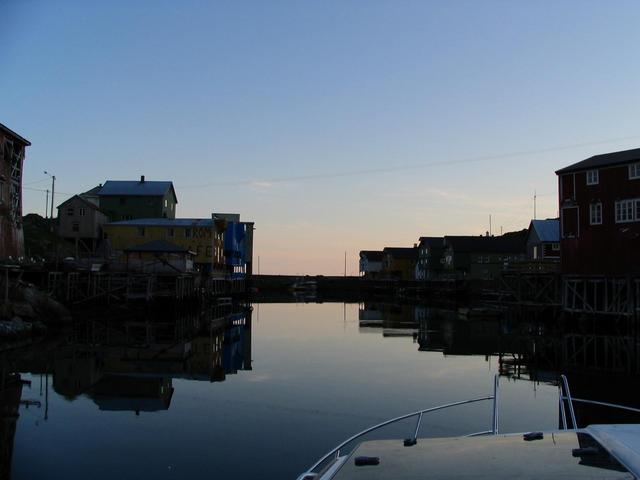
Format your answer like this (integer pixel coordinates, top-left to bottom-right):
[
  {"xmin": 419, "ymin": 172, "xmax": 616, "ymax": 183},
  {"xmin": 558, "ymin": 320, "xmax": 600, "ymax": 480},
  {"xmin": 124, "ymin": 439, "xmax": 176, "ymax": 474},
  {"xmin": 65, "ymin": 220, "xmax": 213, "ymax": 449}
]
[
  {"xmin": 79, "ymin": 207, "xmax": 86, "ymax": 217},
  {"xmin": 67, "ymin": 207, "xmax": 74, "ymax": 216},
  {"xmin": 615, "ymin": 199, "xmax": 636, "ymax": 223},
  {"xmin": 629, "ymin": 163, "xmax": 640, "ymax": 180},
  {"xmin": 551, "ymin": 243, "xmax": 560, "ymax": 251},
  {"xmin": 586, "ymin": 170, "xmax": 599, "ymax": 185},
  {"xmin": 589, "ymin": 203, "xmax": 602, "ymax": 225}
]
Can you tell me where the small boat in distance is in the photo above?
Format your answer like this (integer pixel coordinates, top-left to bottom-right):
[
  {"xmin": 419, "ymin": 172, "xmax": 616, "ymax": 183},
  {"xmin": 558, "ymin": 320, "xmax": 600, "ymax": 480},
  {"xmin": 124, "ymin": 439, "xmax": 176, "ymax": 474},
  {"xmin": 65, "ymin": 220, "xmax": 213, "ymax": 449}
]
[{"xmin": 297, "ymin": 376, "xmax": 640, "ymax": 480}]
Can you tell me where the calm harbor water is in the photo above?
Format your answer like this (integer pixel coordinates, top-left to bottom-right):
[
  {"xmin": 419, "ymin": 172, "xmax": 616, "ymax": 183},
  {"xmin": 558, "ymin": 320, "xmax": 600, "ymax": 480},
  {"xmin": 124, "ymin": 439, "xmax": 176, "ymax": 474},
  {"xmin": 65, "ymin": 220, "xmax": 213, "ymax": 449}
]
[{"xmin": 2, "ymin": 301, "xmax": 638, "ymax": 479}]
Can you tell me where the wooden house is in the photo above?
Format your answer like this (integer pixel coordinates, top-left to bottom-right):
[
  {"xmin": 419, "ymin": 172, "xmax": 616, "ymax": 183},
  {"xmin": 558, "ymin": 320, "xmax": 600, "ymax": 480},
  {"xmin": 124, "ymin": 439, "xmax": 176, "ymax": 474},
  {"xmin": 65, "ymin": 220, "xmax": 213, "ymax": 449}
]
[
  {"xmin": 124, "ymin": 240, "xmax": 196, "ymax": 273},
  {"xmin": 442, "ymin": 231, "xmax": 527, "ymax": 279},
  {"xmin": 381, "ymin": 247, "xmax": 418, "ymax": 281},
  {"xmin": 415, "ymin": 236, "xmax": 445, "ymax": 280},
  {"xmin": 526, "ymin": 219, "xmax": 560, "ymax": 261},
  {"xmin": 0, "ymin": 123, "xmax": 30, "ymax": 259},
  {"xmin": 104, "ymin": 215, "xmax": 254, "ymax": 276},
  {"xmin": 57, "ymin": 188, "xmax": 109, "ymax": 256},
  {"xmin": 97, "ymin": 176, "xmax": 177, "ymax": 221},
  {"xmin": 556, "ymin": 148, "xmax": 640, "ymax": 274},
  {"xmin": 359, "ymin": 250, "xmax": 383, "ymax": 278}
]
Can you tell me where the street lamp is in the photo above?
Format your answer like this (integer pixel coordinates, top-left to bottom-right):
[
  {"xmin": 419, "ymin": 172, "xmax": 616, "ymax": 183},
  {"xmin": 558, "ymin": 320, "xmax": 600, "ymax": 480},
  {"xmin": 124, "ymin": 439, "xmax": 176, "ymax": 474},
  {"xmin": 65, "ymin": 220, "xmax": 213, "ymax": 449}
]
[{"xmin": 44, "ymin": 171, "xmax": 55, "ymax": 219}]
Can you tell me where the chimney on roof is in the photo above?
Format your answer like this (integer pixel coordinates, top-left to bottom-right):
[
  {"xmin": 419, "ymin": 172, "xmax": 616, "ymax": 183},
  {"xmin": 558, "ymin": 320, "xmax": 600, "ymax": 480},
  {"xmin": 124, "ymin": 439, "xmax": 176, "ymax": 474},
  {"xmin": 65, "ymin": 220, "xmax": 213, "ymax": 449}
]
[{"xmin": 140, "ymin": 175, "xmax": 145, "ymax": 183}]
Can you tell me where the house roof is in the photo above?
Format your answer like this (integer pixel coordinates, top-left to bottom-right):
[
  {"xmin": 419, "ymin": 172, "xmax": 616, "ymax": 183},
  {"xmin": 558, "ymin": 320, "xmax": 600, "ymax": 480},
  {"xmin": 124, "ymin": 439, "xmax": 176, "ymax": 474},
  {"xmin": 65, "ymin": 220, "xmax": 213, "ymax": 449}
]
[
  {"xmin": 418, "ymin": 236, "xmax": 444, "ymax": 247},
  {"xmin": 81, "ymin": 185, "xmax": 103, "ymax": 196},
  {"xmin": 107, "ymin": 218, "xmax": 213, "ymax": 227},
  {"xmin": 360, "ymin": 250, "xmax": 383, "ymax": 261},
  {"xmin": 124, "ymin": 240, "xmax": 195, "ymax": 255},
  {"xmin": 382, "ymin": 247, "xmax": 418, "ymax": 260},
  {"xmin": 444, "ymin": 230, "xmax": 527, "ymax": 254},
  {"xmin": 56, "ymin": 194, "xmax": 107, "ymax": 214},
  {"xmin": 98, "ymin": 180, "xmax": 177, "ymax": 202},
  {"xmin": 0, "ymin": 122, "xmax": 31, "ymax": 146},
  {"xmin": 529, "ymin": 219, "xmax": 559, "ymax": 243},
  {"xmin": 555, "ymin": 147, "xmax": 640, "ymax": 175}
]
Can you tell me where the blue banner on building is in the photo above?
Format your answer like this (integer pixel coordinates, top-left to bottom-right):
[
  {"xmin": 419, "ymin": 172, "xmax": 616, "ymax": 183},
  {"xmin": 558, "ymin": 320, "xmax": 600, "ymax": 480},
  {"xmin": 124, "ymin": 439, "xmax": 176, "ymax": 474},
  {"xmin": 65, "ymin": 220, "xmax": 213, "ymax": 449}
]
[{"xmin": 224, "ymin": 222, "xmax": 246, "ymax": 266}]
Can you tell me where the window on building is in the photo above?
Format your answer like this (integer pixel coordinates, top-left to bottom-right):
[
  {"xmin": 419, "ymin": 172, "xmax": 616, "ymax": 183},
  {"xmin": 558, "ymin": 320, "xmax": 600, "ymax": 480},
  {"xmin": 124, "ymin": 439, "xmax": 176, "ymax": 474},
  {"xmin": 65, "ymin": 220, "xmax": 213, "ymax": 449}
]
[
  {"xmin": 185, "ymin": 228, "xmax": 192, "ymax": 238},
  {"xmin": 72, "ymin": 222, "xmax": 79, "ymax": 232},
  {"xmin": 586, "ymin": 170, "xmax": 599, "ymax": 185},
  {"xmin": 67, "ymin": 207, "xmax": 74, "ymax": 216},
  {"xmin": 552, "ymin": 243, "xmax": 560, "ymax": 251},
  {"xmin": 589, "ymin": 203, "xmax": 602, "ymax": 225},
  {"xmin": 206, "ymin": 245, "xmax": 212, "ymax": 257},
  {"xmin": 167, "ymin": 228, "xmax": 174, "ymax": 237},
  {"xmin": 562, "ymin": 207, "xmax": 579, "ymax": 238},
  {"xmin": 79, "ymin": 207, "xmax": 86, "ymax": 216},
  {"xmin": 137, "ymin": 227, "xmax": 146, "ymax": 237},
  {"xmin": 164, "ymin": 199, "xmax": 168, "ymax": 207},
  {"xmin": 629, "ymin": 163, "xmax": 640, "ymax": 179},
  {"xmin": 615, "ymin": 199, "xmax": 635, "ymax": 223}
]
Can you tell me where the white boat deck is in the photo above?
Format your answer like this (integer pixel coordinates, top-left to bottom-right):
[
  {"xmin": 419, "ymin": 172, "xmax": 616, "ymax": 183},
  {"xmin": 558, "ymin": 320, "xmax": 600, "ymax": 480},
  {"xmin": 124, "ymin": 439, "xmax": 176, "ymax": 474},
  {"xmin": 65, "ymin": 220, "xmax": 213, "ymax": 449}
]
[{"xmin": 327, "ymin": 430, "xmax": 635, "ymax": 479}]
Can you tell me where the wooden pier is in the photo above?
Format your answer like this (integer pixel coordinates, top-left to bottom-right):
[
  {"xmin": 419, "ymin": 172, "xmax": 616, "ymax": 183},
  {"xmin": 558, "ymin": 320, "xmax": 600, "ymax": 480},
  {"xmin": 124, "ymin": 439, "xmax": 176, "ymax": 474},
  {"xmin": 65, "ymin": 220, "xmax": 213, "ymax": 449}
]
[{"xmin": 2, "ymin": 265, "xmax": 249, "ymax": 306}]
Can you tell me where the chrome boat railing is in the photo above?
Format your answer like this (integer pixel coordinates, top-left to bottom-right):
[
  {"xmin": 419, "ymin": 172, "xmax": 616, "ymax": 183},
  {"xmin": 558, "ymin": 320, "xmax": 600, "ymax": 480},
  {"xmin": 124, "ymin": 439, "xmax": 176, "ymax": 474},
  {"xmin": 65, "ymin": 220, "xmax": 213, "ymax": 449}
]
[
  {"xmin": 298, "ymin": 374, "xmax": 640, "ymax": 480},
  {"xmin": 296, "ymin": 375, "xmax": 501, "ymax": 480},
  {"xmin": 558, "ymin": 373, "xmax": 640, "ymax": 430}
]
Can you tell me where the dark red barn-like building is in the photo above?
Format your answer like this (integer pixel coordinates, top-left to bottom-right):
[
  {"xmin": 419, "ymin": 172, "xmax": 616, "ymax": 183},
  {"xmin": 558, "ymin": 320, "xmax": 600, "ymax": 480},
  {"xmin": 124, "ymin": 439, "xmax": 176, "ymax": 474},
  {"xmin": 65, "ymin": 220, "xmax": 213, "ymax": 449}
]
[
  {"xmin": 0, "ymin": 123, "xmax": 30, "ymax": 259},
  {"xmin": 556, "ymin": 148, "xmax": 640, "ymax": 275}
]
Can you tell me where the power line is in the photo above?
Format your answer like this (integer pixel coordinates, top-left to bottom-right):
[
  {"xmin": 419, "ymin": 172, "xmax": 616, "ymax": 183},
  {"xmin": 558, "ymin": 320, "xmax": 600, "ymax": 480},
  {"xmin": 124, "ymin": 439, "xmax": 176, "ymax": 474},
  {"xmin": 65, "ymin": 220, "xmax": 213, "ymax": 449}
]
[
  {"xmin": 23, "ymin": 186, "xmax": 74, "ymax": 195},
  {"xmin": 23, "ymin": 177, "xmax": 50, "ymax": 186},
  {"xmin": 178, "ymin": 134, "xmax": 640, "ymax": 189}
]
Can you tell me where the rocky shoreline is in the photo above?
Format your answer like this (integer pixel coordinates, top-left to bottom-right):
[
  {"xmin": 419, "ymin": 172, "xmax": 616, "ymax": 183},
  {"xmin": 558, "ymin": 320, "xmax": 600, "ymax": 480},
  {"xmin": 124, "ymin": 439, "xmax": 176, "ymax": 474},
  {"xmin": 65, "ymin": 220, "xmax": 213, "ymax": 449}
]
[{"xmin": 1, "ymin": 283, "xmax": 72, "ymax": 346}]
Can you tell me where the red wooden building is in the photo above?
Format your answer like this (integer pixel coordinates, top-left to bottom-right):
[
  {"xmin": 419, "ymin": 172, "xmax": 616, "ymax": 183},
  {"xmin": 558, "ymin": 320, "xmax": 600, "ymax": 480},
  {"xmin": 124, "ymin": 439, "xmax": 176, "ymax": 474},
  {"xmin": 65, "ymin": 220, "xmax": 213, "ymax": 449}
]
[
  {"xmin": 0, "ymin": 123, "xmax": 30, "ymax": 260},
  {"xmin": 556, "ymin": 147, "xmax": 640, "ymax": 275}
]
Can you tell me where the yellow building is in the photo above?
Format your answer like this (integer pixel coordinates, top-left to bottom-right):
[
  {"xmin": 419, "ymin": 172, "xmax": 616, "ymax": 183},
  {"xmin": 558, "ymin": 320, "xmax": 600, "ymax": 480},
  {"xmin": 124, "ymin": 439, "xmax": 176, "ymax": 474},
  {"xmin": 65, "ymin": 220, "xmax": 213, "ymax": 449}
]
[
  {"xmin": 381, "ymin": 247, "xmax": 418, "ymax": 281},
  {"xmin": 104, "ymin": 218, "xmax": 226, "ymax": 271}
]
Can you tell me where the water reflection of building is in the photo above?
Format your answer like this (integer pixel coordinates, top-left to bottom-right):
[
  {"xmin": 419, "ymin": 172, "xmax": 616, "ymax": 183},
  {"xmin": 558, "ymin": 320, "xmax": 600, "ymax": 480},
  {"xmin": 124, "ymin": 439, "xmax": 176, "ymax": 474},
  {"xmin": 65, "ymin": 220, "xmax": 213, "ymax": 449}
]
[
  {"xmin": 0, "ymin": 370, "xmax": 23, "ymax": 480},
  {"xmin": 9, "ymin": 306, "xmax": 252, "ymax": 416},
  {"xmin": 358, "ymin": 302, "xmax": 418, "ymax": 337},
  {"xmin": 411, "ymin": 304, "xmax": 640, "ymax": 426},
  {"xmin": 90, "ymin": 376, "xmax": 173, "ymax": 413}
]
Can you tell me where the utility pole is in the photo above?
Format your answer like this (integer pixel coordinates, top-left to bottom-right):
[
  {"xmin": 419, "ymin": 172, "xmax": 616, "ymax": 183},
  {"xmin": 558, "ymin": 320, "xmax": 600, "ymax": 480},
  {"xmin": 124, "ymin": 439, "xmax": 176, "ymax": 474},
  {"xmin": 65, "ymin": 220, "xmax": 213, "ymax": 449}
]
[
  {"xmin": 44, "ymin": 171, "xmax": 56, "ymax": 219},
  {"xmin": 534, "ymin": 190, "xmax": 537, "ymax": 220},
  {"xmin": 45, "ymin": 189, "xmax": 49, "ymax": 218},
  {"xmin": 489, "ymin": 215, "xmax": 492, "ymax": 236},
  {"xmin": 344, "ymin": 251, "xmax": 347, "ymax": 277}
]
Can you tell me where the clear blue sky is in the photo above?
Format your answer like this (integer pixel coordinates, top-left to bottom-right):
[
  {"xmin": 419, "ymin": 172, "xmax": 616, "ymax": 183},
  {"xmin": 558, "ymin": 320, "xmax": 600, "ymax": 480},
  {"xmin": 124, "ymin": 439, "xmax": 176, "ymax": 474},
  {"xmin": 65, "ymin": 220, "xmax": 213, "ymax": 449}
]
[{"xmin": 3, "ymin": 1, "xmax": 640, "ymax": 274}]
